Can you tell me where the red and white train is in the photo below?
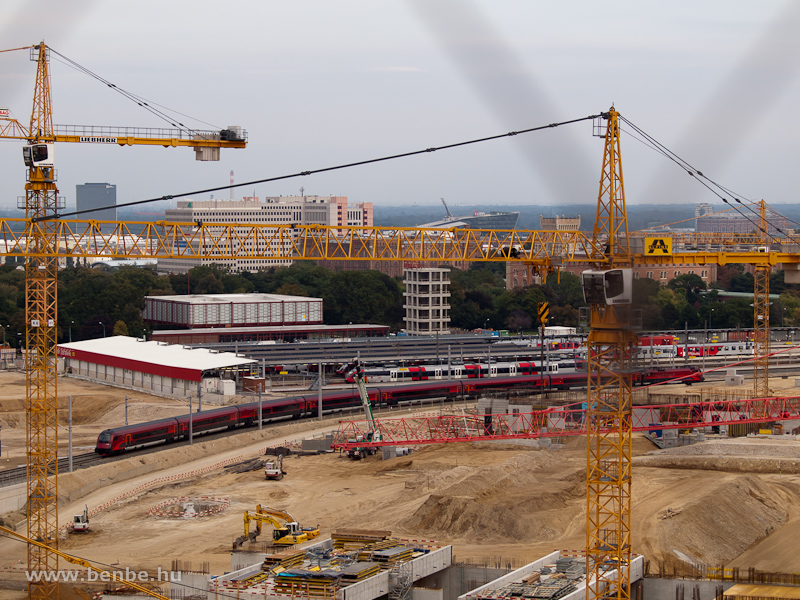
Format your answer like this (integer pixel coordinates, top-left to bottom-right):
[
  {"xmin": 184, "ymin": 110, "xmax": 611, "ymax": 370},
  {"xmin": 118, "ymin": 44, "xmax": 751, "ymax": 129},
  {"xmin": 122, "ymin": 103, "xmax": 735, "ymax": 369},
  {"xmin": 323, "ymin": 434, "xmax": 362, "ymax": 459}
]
[{"xmin": 343, "ymin": 361, "xmax": 567, "ymax": 383}]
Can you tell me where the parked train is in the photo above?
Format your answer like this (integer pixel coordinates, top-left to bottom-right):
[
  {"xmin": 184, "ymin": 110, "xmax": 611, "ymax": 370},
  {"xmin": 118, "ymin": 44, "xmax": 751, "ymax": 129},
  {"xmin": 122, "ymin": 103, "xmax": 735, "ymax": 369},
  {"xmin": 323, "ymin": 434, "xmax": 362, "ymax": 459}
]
[
  {"xmin": 343, "ymin": 361, "xmax": 565, "ymax": 383},
  {"xmin": 675, "ymin": 341, "xmax": 755, "ymax": 358},
  {"xmin": 95, "ymin": 365, "xmax": 703, "ymax": 456}
]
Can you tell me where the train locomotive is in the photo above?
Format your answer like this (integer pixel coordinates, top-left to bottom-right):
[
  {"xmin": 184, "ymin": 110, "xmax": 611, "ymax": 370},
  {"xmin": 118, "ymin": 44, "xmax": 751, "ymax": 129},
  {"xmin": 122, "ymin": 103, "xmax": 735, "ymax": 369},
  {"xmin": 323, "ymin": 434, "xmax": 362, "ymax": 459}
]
[{"xmin": 95, "ymin": 366, "xmax": 703, "ymax": 455}]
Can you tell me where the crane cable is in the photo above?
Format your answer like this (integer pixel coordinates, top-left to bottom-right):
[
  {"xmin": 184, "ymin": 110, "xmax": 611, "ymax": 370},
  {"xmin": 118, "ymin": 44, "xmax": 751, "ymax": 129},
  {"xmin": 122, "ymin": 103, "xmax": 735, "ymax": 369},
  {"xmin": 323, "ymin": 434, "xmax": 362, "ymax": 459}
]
[
  {"xmin": 618, "ymin": 116, "xmax": 786, "ymax": 237},
  {"xmin": 36, "ymin": 113, "xmax": 601, "ymax": 222},
  {"xmin": 48, "ymin": 47, "xmax": 217, "ymax": 134}
]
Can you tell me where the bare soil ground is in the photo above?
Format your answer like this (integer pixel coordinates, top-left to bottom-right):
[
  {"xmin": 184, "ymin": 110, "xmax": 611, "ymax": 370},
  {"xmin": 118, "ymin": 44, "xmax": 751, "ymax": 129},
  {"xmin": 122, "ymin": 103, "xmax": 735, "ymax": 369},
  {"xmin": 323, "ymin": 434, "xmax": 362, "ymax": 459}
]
[{"xmin": 2, "ymin": 370, "xmax": 800, "ymax": 599}]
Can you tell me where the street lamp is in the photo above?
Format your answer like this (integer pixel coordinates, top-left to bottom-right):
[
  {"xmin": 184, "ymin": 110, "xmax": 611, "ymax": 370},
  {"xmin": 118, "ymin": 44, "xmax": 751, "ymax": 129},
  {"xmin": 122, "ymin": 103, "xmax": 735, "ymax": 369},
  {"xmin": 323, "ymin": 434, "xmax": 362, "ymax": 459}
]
[
  {"xmin": 69, "ymin": 320, "xmax": 74, "ymax": 343},
  {"xmin": 99, "ymin": 321, "xmax": 106, "ymax": 338}
]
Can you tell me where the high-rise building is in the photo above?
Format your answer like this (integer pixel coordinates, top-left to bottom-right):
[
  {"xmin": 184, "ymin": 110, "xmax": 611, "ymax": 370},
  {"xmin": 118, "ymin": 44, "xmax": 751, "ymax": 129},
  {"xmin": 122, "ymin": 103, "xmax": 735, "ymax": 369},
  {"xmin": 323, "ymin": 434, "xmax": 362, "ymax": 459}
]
[
  {"xmin": 403, "ymin": 268, "xmax": 451, "ymax": 335},
  {"xmin": 157, "ymin": 195, "xmax": 373, "ymax": 274},
  {"xmin": 540, "ymin": 215, "xmax": 581, "ymax": 230},
  {"xmin": 76, "ymin": 183, "xmax": 116, "ymax": 232}
]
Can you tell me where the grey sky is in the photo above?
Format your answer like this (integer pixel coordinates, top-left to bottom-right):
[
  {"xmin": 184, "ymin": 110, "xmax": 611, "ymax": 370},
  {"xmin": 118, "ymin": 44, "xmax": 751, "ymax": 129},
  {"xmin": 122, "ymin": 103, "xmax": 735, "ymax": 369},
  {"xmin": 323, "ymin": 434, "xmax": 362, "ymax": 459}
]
[{"xmin": 0, "ymin": 0, "xmax": 797, "ymax": 215}]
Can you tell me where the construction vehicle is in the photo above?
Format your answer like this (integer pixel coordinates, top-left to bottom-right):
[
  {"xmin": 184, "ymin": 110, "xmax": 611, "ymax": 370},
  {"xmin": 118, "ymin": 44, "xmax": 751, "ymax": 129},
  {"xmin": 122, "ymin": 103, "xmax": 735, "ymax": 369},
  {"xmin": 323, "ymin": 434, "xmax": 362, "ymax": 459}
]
[
  {"xmin": 0, "ymin": 52, "xmax": 789, "ymax": 600},
  {"xmin": 234, "ymin": 504, "xmax": 320, "ymax": 548},
  {"xmin": 264, "ymin": 455, "xmax": 286, "ymax": 480},
  {"xmin": 71, "ymin": 505, "xmax": 90, "ymax": 533},
  {"xmin": 347, "ymin": 360, "xmax": 381, "ymax": 460}
]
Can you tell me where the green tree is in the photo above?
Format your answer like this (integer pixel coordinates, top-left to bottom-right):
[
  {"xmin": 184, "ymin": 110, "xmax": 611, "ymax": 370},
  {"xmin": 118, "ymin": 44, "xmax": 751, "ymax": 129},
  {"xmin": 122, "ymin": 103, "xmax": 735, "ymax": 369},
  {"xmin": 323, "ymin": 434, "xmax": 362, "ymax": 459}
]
[
  {"xmin": 113, "ymin": 320, "xmax": 129, "ymax": 336},
  {"xmin": 668, "ymin": 273, "xmax": 707, "ymax": 305}
]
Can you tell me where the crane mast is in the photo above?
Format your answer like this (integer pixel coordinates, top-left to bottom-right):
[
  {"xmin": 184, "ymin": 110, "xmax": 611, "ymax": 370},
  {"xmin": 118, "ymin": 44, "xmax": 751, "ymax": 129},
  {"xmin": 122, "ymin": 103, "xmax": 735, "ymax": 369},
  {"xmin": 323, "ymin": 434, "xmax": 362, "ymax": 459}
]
[
  {"xmin": 0, "ymin": 49, "xmax": 782, "ymax": 599},
  {"xmin": 583, "ymin": 108, "xmax": 636, "ymax": 600},
  {"xmin": 5, "ymin": 41, "xmax": 247, "ymax": 600},
  {"xmin": 24, "ymin": 42, "xmax": 61, "ymax": 600},
  {"xmin": 753, "ymin": 200, "xmax": 770, "ymax": 398}
]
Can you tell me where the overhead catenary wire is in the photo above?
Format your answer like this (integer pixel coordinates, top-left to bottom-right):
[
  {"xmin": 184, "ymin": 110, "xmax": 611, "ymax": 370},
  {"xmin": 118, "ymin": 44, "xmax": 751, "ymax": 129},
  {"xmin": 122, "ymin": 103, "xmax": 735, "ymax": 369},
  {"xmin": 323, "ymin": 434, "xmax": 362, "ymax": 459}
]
[{"xmin": 37, "ymin": 114, "xmax": 601, "ymax": 222}]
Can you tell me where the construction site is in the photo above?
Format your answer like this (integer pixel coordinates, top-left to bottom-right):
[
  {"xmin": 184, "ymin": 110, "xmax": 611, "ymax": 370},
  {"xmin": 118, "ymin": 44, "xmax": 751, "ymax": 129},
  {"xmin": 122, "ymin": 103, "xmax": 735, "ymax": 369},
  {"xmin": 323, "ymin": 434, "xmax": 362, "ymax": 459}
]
[
  {"xmin": 1, "ymin": 366, "xmax": 800, "ymax": 600},
  {"xmin": 4, "ymin": 40, "xmax": 800, "ymax": 600}
]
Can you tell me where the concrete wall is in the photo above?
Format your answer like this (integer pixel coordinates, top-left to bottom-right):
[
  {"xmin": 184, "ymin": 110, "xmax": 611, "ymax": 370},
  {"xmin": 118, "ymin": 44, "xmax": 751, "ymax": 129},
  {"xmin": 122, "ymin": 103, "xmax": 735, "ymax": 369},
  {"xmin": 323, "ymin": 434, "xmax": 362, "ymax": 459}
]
[
  {"xmin": 643, "ymin": 578, "xmax": 734, "ymax": 600},
  {"xmin": 341, "ymin": 571, "xmax": 390, "ymax": 600},
  {"xmin": 63, "ymin": 358, "xmax": 232, "ymax": 402},
  {"xmin": 458, "ymin": 551, "xmax": 560, "ymax": 600},
  {"xmin": 411, "ymin": 546, "xmax": 453, "ymax": 581},
  {"xmin": 417, "ymin": 564, "xmax": 512, "ymax": 600},
  {"xmin": 0, "ymin": 458, "xmax": 185, "ymax": 528},
  {"xmin": 414, "ymin": 588, "xmax": 444, "ymax": 600},
  {"xmin": 171, "ymin": 572, "xmax": 210, "ymax": 599},
  {"xmin": 459, "ymin": 553, "xmax": 644, "ymax": 600},
  {"xmin": 0, "ymin": 483, "xmax": 27, "ymax": 516}
]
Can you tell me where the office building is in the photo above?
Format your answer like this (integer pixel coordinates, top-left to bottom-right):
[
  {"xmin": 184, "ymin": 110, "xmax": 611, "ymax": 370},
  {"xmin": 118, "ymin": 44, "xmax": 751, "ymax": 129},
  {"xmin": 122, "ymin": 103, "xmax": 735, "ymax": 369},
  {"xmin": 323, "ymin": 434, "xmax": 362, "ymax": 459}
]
[
  {"xmin": 76, "ymin": 182, "xmax": 116, "ymax": 232},
  {"xmin": 157, "ymin": 195, "xmax": 372, "ymax": 274}
]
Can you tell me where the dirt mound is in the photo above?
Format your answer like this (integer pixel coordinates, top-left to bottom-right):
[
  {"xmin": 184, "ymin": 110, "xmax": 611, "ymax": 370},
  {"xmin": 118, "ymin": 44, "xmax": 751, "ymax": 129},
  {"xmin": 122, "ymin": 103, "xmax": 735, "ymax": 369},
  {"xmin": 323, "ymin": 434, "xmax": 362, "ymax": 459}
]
[
  {"xmin": 403, "ymin": 451, "xmax": 584, "ymax": 542},
  {"xmin": 634, "ymin": 439, "xmax": 800, "ymax": 473},
  {"xmin": 633, "ymin": 472, "xmax": 800, "ymax": 570}
]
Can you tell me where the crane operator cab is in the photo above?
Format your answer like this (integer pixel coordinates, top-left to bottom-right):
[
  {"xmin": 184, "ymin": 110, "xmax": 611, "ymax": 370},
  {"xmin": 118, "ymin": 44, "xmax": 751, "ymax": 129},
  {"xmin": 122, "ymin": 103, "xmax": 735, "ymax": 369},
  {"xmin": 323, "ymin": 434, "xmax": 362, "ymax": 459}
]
[
  {"xmin": 22, "ymin": 143, "xmax": 54, "ymax": 168},
  {"xmin": 581, "ymin": 268, "xmax": 632, "ymax": 306}
]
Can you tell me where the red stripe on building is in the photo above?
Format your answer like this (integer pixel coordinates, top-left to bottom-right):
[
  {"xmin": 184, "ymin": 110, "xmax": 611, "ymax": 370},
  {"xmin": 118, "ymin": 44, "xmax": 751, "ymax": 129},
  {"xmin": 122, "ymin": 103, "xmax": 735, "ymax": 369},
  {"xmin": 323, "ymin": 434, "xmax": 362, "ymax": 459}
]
[{"xmin": 57, "ymin": 346, "xmax": 203, "ymax": 381}]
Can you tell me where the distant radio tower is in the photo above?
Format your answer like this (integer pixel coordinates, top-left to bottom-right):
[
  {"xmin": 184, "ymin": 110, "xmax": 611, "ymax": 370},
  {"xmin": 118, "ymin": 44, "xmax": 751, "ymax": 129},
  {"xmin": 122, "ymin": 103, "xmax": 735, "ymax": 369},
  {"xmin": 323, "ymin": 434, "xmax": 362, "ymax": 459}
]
[{"xmin": 230, "ymin": 170, "xmax": 234, "ymax": 201}]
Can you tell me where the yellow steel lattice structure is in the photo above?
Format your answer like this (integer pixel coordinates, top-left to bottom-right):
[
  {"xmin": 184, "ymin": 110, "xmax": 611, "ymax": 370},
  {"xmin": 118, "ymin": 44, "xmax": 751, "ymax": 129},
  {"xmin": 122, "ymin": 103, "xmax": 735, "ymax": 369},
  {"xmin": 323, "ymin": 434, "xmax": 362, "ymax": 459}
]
[
  {"xmin": 754, "ymin": 265, "xmax": 770, "ymax": 397},
  {"xmin": 1, "ymin": 41, "xmax": 247, "ymax": 600},
  {"xmin": 592, "ymin": 109, "xmax": 630, "ymax": 264},
  {"xmin": 0, "ymin": 46, "xmax": 787, "ymax": 600},
  {"xmin": 24, "ymin": 43, "xmax": 60, "ymax": 600},
  {"xmin": 0, "ymin": 218, "xmax": 797, "ymax": 267},
  {"xmin": 586, "ymin": 326, "xmax": 636, "ymax": 600},
  {"xmin": 585, "ymin": 108, "xmax": 636, "ymax": 600},
  {"xmin": 753, "ymin": 200, "xmax": 771, "ymax": 398}
]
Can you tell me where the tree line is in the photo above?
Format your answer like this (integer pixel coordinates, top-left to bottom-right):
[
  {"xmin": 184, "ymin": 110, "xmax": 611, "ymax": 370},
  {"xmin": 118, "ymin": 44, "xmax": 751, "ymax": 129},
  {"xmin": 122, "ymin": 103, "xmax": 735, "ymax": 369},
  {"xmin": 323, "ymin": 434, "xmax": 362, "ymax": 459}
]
[{"xmin": 0, "ymin": 261, "xmax": 795, "ymax": 347}]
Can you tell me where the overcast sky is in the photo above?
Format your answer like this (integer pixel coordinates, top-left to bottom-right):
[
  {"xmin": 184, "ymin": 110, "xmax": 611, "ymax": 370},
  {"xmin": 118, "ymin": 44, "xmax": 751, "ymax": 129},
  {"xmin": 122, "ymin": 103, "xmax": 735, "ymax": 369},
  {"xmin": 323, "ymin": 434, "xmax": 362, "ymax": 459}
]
[{"xmin": 1, "ymin": 0, "xmax": 798, "ymax": 217}]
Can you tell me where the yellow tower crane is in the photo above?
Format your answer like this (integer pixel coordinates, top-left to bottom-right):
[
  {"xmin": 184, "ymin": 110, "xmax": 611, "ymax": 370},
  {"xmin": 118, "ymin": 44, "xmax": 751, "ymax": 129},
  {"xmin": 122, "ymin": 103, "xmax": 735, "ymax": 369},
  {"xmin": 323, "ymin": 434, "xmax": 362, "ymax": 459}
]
[
  {"xmin": 581, "ymin": 107, "xmax": 638, "ymax": 600},
  {"xmin": 1, "ymin": 42, "xmax": 246, "ymax": 600},
  {"xmin": 0, "ymin": 51, "xmax": 787, "ymax": 600}
]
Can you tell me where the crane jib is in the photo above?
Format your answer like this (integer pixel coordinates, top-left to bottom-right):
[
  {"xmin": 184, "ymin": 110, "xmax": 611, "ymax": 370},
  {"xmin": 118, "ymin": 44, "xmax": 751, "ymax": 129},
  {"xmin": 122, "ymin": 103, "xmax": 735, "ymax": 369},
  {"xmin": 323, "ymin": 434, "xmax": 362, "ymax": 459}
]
[{"xmin": 79, "ymin": 136, "xmax": 118, "ymax": 143}]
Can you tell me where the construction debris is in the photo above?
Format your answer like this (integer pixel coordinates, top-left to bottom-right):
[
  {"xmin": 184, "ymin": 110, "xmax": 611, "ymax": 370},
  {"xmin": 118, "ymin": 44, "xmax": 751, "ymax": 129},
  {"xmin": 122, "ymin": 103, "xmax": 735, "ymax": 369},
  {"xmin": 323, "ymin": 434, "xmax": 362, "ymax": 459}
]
[
  {"xmin": 274, "ymin": 569, "xmax": 341, "ymax": 597},
  {"xmin": 332, "ymin": 529, "xmax": 392, "ymax": 550},
  {"xmin": 340, "ymin": 561, "xmax": 382, "ymax": 583},
  {"xmin": 262, "ymin": 547, "xmax": 307, "ymax": 571},
  {"xmin": 476, "ymin": 561, "xmax": 584, "ymax": 600},
  {"xmin": 223, "ymin": 458, "xmax": 267, "ymax": 474}
]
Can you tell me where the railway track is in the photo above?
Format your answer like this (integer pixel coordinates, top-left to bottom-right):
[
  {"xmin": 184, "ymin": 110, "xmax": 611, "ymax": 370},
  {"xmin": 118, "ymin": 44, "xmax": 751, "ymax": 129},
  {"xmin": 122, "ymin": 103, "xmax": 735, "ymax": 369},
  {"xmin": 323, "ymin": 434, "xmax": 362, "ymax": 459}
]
[
  {"xmin": 0, "ymin": 452, "xmax": 104, "ymax": 488},
  {"xmin": 2, "ymin": 358, "xmax": 796, "ymax": 489}
]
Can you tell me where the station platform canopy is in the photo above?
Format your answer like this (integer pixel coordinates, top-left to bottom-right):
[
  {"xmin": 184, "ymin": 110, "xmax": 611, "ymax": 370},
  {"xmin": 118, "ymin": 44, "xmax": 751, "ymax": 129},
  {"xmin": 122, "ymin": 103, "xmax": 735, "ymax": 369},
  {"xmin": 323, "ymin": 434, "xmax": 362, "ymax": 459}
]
[{"xmin": 57, "ymin": 336, "xmax": 257, "ymax": 382}]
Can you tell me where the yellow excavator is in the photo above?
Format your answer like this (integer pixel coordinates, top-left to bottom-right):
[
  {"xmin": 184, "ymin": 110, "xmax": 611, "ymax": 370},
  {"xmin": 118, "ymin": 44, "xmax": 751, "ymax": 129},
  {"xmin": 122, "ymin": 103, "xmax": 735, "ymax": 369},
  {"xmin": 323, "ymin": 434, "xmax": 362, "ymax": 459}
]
[{"xmin": 233, "ymin": 504, "xmax": 320, "ymax": 548}]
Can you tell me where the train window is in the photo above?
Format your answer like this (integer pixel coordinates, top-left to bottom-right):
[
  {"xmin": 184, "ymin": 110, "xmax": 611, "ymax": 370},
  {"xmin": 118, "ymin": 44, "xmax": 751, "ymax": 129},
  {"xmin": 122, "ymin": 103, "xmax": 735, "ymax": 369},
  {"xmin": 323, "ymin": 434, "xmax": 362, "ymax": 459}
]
[{"xmin": 98, "ymin": 431, "xmax": 111, "ymax": 443}]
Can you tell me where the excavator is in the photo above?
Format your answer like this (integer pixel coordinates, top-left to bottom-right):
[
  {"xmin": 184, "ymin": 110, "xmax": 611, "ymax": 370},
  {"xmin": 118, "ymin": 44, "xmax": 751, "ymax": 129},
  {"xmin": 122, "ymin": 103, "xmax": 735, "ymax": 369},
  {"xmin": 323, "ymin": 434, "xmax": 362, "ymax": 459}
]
[
  {"xmin": 71, "ymin": 505, "xmax": 90, "ymax": 533},
  {"xmin": 264, "ymin": 454, "xmax": 286, "ymax": 480},
  {"xmin": 233, "ymin": 504, "xmax": 320, "ymax": 548},
  {"xmin": 347, "ymin": 360, "xmax": 381, "ymax": 460}
]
